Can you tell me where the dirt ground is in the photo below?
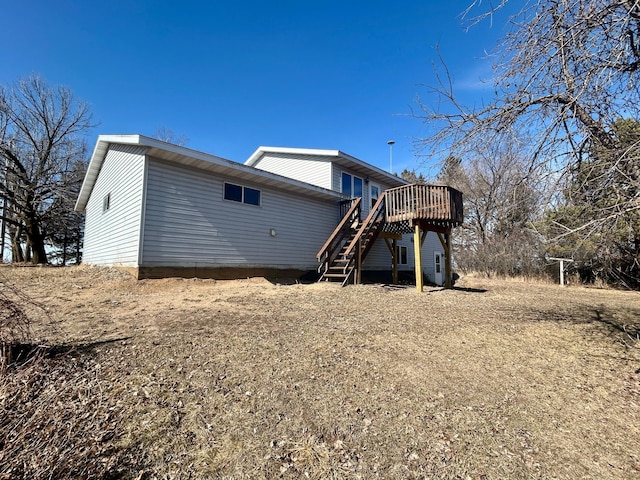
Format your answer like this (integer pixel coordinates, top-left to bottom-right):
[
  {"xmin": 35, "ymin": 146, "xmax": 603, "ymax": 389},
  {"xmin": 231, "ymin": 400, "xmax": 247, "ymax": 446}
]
[{"xmin": 1, "ymin": 265, "xmax": 640, "ymax": 479}]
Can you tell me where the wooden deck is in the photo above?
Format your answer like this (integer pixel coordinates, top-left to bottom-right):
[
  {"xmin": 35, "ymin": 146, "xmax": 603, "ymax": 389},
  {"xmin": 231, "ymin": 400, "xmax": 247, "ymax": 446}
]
[
  {"xmin": 384, "ymin": 184, "xmax": 463, "ymax": 234},
  {"xmin": 317, "ymin": 184, "xmax": 463, "ymax": 288}
]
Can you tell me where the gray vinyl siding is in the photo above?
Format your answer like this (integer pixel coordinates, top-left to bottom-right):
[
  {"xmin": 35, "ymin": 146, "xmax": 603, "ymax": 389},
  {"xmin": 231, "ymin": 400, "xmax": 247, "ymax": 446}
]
[
  {"xmin": 363, "ymin": 231, "xmax": 444, "ymax": 282},
  {"xmin": 141, "ymin": 159, "xmax": 338, "ymax": 268},
  {"xmin": 362, "ymin": 240, "xmax": 393, "ymax": 270},
  {"xmin": 362, "ymin": 235, "xmax": 413, "ymax": 271},
  {"xmin": 82, "ymin": 144, "xmax": 146, "ymax": 266},
  {"xmin": 251, "ymin": 153, "xmax": 333, "ymax": 190}
]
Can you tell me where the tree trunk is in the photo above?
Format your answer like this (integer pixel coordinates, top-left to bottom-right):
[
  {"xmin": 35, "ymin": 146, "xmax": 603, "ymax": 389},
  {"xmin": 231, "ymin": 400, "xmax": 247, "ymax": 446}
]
[
  {"xmin": 24, "ymin": 218, "xmax": 48, "ymax": 264},
  {"xmin": 10, "ymin": 226, "xmax": 24, "ymax": 263},
  {"xmin": 61, "ymin": 229, "xmax": 68, "ymax": 266},
  {"xmin": 28, "ymin": 231, "xmax": 47, "ymax": 264},
  {"xmin": 75, "ymin": 234, "xmax": 82, "ymax": 264}
]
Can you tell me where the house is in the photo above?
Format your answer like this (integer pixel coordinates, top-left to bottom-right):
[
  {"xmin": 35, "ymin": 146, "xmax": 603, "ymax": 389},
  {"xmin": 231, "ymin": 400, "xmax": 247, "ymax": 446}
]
[{"xmin": 74, "ymin": 135, "xmax": 462, "ymax": 289}]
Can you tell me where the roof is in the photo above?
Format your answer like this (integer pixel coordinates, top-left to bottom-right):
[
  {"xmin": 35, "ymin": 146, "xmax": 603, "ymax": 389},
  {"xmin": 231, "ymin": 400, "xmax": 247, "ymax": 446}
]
[
  {"xmin": 245, "ymin": 146, "xmax": 408, "ymax": 188},
  {"xmin": 75, "ymin": 135, "xmax": 344, "ymax": 211}
]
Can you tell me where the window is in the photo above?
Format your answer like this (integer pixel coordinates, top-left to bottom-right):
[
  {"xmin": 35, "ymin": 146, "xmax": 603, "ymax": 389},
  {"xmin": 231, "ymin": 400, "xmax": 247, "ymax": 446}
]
[
  {"xmin": 244, "ymin": 187, "xmax": 261, "ymax": 206},
  {"xmin": 224, "ymin": 183, "xmax": 242, "ymax": 202},
  {"xmin": 353, "ymin": 177, "xmax": 363, "ymax": 198},
  {"xmin": 341, "ymin": 172, "xmax": 364, "ymax": 198},
  {"xmin": 370, "ymin": 184, "xmax": 380, "ymax": 208},
  {"xmin": 396, "ymin": 245, "xmax": 408, "ymax": 265},
  {"xmin": 103, "ymin": 193, "xmax": 111, "ymax": 212},
  {"xmin": 341, "ymin": 172, "xmax": 352, "ymax": 197},
  {"xmin": 224, "ymin": 182, "xmax": 261, "ymax": 206}
]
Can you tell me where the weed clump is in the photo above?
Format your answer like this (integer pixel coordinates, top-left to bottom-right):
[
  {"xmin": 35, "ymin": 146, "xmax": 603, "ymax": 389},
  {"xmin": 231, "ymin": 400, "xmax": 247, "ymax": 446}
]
[{"xmin": 0, "ymin": 274, "xmax": 147, "ymax": 479}]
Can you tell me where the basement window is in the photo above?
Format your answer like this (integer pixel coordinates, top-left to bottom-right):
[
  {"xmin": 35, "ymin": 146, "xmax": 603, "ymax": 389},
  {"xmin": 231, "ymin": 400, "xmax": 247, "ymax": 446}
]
[
  {"xmin": 224, "ymin": 182, "xmax": 261, "ymax": 206},
  {"xmin": 103, "ymin": 193, "xmax": 111, "ymax": 212},
  {"xmin": 396, "ymin": 245, "xmax": 408, "ymax": 265}
]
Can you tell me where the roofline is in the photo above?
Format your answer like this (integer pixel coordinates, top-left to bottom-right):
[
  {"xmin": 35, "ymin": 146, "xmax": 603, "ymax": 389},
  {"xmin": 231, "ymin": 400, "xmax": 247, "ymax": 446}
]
[
  {"xmin": 245, "ymin": 146, "xmax": 408, "ymax": 186},
  {"xmin": 75, "ymin": 135, "xmax": 342, "ymax": 212}
]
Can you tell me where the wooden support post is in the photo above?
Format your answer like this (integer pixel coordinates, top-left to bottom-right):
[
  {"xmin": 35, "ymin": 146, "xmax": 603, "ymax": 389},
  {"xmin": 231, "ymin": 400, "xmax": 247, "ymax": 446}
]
[
  {"xmin": 414, "ymin": 223, "xmax": 423, "ymax": 292},
  {"xmin": 392, "ymin": 238, "xmax": 398, "ymax": 284},
  {"xmin": 384, "ymin": 236, "xmax": 400, "ymax": 285},
  {"xmin": 550, "ymin": 257, "xmax": 573, "ymax": 286},
  {"xmin": 444, "ymin": 232, "xmax": 452, "ymax": 289}
]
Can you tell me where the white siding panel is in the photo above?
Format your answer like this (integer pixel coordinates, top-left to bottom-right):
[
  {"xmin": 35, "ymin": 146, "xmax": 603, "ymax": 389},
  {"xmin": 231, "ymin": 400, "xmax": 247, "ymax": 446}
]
[
  {"xmin": 142, "ymin": 159, "xmax": 338, "ymax": 269},
  {"xmin": 422, "ymin": 231, "xmax": 442, "ymax": 283},
  {"xmin": 332, "ymin": 166, "xmax": 341, "ymax": 193},
  {"xmin": 252, "ymin": 153, "xmax": 332, "ymax": 190},
  {"xmin": 82, "ymin": 145, "xmax": 146, "ymax": 266}
]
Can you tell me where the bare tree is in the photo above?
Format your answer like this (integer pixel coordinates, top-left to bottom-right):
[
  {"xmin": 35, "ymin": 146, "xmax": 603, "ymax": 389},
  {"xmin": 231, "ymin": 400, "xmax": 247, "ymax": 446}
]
[
  {"xmin": 153, "ymin": 126, "xmax": 189, "ymax": 146},
  {"xmin": 0, "ymin": 75, "xmax": 93, "ymax": 264},
  {"xmin": 417, "ymin": 0, "xmax": 640, "ymax": 282},
  {"xmin": 539, "ymin": 118, "xmax": 640, "ymax": 285},
  {"xmin": 439, "ymin": 143, "xmax": 546, "ymax": 276},
  {"xmin": 44, "ymin": 159, "xmax": 86, "ymax": 265}
]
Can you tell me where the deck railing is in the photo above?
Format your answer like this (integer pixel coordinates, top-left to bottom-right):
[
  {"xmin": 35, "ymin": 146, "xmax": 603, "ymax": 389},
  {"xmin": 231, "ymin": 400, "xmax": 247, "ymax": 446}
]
[{"xmin": 384, "ymin": 184, "xmax": 463, "ymax": 225}]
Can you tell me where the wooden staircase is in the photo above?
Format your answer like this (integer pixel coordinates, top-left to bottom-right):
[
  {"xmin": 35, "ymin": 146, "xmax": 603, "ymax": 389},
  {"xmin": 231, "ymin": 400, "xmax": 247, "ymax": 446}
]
[
  {"xmin": 317, "ymin": 194, "xmax": 387, "ymax": 285},
  {"xmin": 319, "ymin": 226, "xmax": 359, "ymax": 285}
]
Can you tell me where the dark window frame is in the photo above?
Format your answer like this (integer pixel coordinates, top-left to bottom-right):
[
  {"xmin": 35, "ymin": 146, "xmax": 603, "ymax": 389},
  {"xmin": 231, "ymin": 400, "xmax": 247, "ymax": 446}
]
[
  {"xmin": 223, "ymin": 182, "xmax": 262, "ymax": 206},
  {"xmin": 396, "ymin": 245, "xmax": 408, "ymax": 265}
]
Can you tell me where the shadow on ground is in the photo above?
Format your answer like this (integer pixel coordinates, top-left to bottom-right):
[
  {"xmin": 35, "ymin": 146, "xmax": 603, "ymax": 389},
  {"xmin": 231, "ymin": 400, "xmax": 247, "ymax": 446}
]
[
  {"xmin": 6, "ymin": 336, "xmax": 132, "ymax": 369},
  {"xmin": 531, "ymin": 305, "xmax": 640, "ymax": 348}
]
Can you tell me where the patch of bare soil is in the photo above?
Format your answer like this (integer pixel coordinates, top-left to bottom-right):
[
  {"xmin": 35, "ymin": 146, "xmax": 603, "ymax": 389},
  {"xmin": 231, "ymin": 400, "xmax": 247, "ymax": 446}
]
[{"xmin": 1, "ymin": 265, "xmax": 639, "ymax": 479}]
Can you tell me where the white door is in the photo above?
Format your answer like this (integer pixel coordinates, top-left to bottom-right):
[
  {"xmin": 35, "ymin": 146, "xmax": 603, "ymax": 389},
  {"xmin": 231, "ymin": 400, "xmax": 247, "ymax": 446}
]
[{"xmin": 434, "ymin": 251, "xmax": 444, "ymax": 286}]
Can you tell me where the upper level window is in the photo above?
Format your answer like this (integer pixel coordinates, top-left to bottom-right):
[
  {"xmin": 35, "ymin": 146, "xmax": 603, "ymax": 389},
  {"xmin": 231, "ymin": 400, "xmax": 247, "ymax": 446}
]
[
  {"xmin": 244, "ymin": 187, "xmax": 261, "ymax": 205},
  {"xmin": 370, "ymin": 184, "xmax": 380, "ymax": 208},
  {"xmin": 224, "ymin": 182, "xmax": 261, "ymax": 206},
  {"xmin": 341, "ymin": 172, "xmax": 363, "ymax": 198}
]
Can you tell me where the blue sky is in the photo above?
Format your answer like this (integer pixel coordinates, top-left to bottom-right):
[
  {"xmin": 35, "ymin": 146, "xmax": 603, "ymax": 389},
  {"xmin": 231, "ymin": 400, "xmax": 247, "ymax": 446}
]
[{"xmin": 1, "ymin": 1, "xmax": 513, "ymax": 175}]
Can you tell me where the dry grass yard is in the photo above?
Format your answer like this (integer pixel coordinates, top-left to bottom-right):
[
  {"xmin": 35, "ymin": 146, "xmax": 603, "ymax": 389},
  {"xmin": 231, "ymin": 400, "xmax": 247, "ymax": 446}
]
[{"xmin": 1, "ymin": 265, "xmax": 639, "ymax": 479}]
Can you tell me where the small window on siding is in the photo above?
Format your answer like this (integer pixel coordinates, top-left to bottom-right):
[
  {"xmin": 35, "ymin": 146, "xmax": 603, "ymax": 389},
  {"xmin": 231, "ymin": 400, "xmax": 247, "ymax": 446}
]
[
  {"xmin": 224, "ymin": 182, "xmax": 261, "ymax": 206},
  {"xmin": 103, "ymin": 193, "xmax": 111, "ymax": 212},
  {"xmin": 224, "ymin": 183, "xmax": 243, "ymax": 202},
  {"xmin": 244, "ymin": 187, "xmax": 261, "ymax": 206},
  {"xmin": 396, "ymin": 245, "xmax": 408, "ymax": 265}
]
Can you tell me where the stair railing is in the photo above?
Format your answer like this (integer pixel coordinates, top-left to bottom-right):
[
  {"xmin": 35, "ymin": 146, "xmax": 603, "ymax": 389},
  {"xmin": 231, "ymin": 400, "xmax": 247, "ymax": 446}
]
[
  {"xmin": 316, "ymin": 197, "xmax": 361, "ymax": 276},
  {"xmin": 343, "ymin": 192, "xmax": 386, "ymax": 261}
]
